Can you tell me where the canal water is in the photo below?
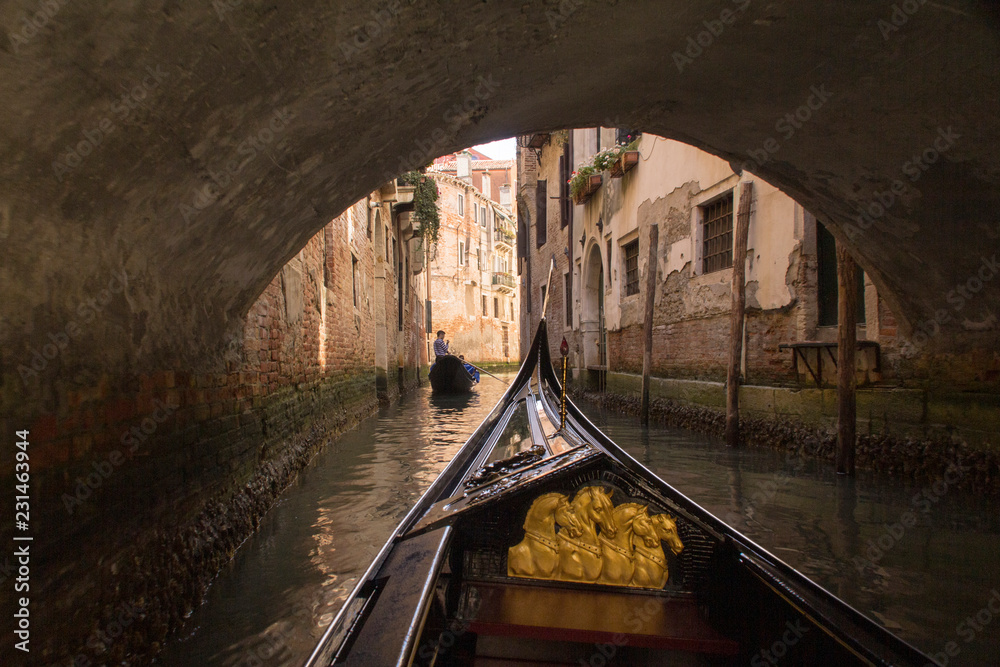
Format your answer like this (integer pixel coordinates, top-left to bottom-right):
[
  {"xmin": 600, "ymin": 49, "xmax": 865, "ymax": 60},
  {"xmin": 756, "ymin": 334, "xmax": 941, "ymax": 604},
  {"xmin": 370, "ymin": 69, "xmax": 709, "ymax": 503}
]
[{"xmin": 159, "ymin": 377, "xmax": 1000, "ymax": 666}]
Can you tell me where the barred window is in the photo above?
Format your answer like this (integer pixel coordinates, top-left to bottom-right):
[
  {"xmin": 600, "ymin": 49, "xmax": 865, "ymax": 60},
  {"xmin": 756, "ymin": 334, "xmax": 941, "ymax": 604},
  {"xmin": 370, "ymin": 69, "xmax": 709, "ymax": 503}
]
[
  {"xmin": 623, "ymin": 239, "xmax": 639, "ymax": 296},
  {"xmin": 701, "ymin": 193, "xmax": 734, "ymax": 274}
]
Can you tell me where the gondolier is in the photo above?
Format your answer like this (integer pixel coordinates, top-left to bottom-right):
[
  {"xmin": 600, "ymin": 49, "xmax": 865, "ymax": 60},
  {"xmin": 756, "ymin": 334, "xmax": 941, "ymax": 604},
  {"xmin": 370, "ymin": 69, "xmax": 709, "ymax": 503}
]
[{"xmin": 433, "ymin": 330, "xmax": 449, "ymax": 361}]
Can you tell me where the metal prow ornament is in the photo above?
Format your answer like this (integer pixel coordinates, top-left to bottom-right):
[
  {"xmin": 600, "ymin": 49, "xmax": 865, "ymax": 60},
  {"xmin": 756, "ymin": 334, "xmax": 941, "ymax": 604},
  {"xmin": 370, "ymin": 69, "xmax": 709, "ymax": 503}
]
[{"xmin": 559, "ymin": 336, "xmax": 569, "ymax": 431}]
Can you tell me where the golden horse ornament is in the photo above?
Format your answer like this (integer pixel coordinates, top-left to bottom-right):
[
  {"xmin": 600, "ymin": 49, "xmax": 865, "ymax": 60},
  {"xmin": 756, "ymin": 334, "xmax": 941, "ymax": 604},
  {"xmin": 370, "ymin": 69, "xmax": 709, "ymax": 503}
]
[
  {"xmin": 508, "ymin": 487, "xmax": 685, "ymax": 589},
  {"xmin": 507, "ymin": 492, "xmax": 584, "ymax": 579}
]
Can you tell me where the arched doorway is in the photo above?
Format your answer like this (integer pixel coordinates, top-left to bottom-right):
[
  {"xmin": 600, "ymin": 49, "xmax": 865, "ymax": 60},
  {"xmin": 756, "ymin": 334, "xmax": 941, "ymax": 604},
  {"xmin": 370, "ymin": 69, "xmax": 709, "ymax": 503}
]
[{"xmin": 581, "ymin": 242, "xmax": 606, "ymax": 373}]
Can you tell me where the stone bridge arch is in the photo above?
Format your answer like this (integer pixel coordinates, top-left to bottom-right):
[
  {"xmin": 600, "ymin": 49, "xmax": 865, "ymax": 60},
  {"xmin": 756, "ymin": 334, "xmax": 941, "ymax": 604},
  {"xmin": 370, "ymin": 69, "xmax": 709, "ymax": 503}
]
[
  {"xmin": 2, "ymin": 3, "xmax": 999, "ymax": 661},
  {"xmin": 2, "ymin": 3, "xmax": 999, "ymax": 416}
]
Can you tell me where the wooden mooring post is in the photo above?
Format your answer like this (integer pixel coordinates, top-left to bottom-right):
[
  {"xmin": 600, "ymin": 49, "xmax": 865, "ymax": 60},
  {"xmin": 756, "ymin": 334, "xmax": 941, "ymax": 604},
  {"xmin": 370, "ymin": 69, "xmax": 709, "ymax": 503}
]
[
  {"xmin": 836, "ymin": 243, "xmax": 858, "ymax": 475},
  {"xmin": 640, "ymin": 224, "xmax": 659, "ymax": 425},
  {"xmin": 725, "ymin": 182, "xmax": 754, "ymax": 447}
]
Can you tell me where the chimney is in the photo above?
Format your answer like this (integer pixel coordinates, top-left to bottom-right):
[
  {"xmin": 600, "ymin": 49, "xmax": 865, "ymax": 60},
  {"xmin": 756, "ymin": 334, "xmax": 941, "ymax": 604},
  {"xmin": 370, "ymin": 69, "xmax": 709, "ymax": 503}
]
[{"xmin": 456, "ymin": 151, "xmax": 472, "ymax": 181}]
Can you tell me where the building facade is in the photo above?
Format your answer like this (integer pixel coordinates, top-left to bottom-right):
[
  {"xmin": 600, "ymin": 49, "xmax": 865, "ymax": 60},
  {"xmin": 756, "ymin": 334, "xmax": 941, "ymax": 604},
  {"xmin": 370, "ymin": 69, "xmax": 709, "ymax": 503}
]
[
  {"xmin": 517, "ymin": 129, "xmax": 996, "ymax": 447},
  {"xmin": 426, "ymin": 152, "xmax": 520, "ymax": 363}
]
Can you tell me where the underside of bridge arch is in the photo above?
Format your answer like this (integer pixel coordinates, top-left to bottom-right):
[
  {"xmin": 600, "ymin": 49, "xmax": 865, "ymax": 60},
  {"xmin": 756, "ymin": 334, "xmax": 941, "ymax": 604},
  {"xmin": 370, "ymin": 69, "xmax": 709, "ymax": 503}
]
[
  {"xmin": 2, "ymin": 1, "xmax": 999, "ymax": 404},
  {"xmin": 1, "ymin": 0, "xmax": 999, "ymax": 661}
]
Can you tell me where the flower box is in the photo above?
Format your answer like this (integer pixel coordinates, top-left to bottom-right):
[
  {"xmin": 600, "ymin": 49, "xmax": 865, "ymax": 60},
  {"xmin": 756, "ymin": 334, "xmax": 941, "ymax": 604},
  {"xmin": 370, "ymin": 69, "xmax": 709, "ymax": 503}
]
[
  {"xmin": 572, "ymin": 174, "xmax": 603, "ymax": 205},
  {"xmin": 609, "ymin": 150, "xmax": 639, "ymax": 178}
]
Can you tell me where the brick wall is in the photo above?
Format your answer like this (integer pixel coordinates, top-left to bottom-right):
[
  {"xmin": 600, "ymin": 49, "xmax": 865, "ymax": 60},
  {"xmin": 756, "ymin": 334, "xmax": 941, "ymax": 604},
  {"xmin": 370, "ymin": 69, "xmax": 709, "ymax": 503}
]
[{"xmin": 4, "ymin": 193, "xmax": 428, "ymax": 664}]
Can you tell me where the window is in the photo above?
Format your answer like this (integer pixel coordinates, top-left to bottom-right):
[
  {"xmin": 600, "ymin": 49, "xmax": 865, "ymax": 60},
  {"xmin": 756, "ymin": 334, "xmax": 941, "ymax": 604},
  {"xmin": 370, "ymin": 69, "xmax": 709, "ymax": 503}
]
[
  {"xmin": 540, "ymin": 284, "xmax": 547, "ymax": 311},
  {"xmin": 606, "ymin": 239, "xmax": 613, "ymax": 288},
  {"xmin": 565, "ymin": 272, "xmax": 573, "ymax": 326},
  {"xmin": 494, "ymin": 297, "xmax": 499, "ymax": 318},
  {"xmin": 477, "ymin": 247, "xmax": 481, "ymax": 270},
  {"xmin": 616, "ymin": 128, "xmax": 640, "ymax": 145},
  {"xmin": 323, "ymin": 228, "xmax": 333, "ymax": 288},
  {"xmin": 623, "ymin": 239, "xmax": 639, "ymax": 296},
  {"xmin": 473, "ymin": 203, "xmax": 478, "ymax": 225},
  {"xmin": 560, "ymin": 143, "xmax": 572, "ymax": 228},
  {"xmin": 499, "ymin": 184, "xmax": 511, "ymax": 207},
  {"xmin": 458, "ymin": 240, "xmax": 465, "ymax": 266},
  {"xmin": 536, "ymin": 180, "xmax": 547, "ymax": 247},
  {"xmin": 458, "ymin": 193, "xmax": 465, "ymax": 217},
  {"xmin": 351, "ymin": 254, "xmax": 360, "ymax": 308},
  {"xmin": 482, "ymin": 294, "xmax": 487, "ymax": 316},
  {"xmin": 701, "ymin": 193, "xmax": 734, "ymax": 274},
  {"xmin": 480, "ymin": 205, "xmax": 487, "ymax": 228},
  {"xmin": 817, "ymin": 220, "xmax": 866, "ymax": 326}
]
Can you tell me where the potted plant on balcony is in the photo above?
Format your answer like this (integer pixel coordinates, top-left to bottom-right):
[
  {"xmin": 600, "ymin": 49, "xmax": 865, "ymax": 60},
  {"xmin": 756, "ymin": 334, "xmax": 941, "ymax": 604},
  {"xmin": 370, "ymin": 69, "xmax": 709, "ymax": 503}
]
[
  {"xmin": 400, "ymin": 170, "xmax": 440, "ymax": 244},
  {"xmin": 569, "ymin": 165, "xmax": 602, "ymax": 205},
  {"xmin": 608, "ymin": 137, "xmax": 641, "ymax": 178}
]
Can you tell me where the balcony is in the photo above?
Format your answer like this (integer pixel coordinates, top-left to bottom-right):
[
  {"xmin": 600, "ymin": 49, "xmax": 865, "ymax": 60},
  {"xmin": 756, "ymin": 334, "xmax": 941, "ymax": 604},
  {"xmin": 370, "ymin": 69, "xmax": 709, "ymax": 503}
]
[
  {"xmin": 492, "ymin": 271, "xmax": 516, "ymax": 292},
  {"xmin": 526, "ymin": 133, "xmax": 550, "ymax": 148},
  {"xmin": 493, "ymin": 226, "xmax": 515, "ymax": 249}
]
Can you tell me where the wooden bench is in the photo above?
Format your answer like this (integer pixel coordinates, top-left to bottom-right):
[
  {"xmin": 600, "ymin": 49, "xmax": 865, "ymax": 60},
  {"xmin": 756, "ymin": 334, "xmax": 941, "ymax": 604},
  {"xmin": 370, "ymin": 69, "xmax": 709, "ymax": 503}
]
[{"xmin": 463, "ymin": 582, "xmax": 738, "ymax": 656}]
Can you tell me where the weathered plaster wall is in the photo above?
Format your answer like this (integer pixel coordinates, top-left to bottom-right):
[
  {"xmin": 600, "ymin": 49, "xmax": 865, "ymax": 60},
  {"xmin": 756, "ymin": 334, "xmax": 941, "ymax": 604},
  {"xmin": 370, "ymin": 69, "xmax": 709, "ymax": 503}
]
[{"xmin": 428, "ymin": 173, "xmax": 519, "ymax": 362}]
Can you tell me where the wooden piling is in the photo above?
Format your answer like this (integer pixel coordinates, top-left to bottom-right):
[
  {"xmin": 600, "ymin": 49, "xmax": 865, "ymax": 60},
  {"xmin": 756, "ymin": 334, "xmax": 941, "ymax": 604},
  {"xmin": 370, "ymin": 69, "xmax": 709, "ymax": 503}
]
[
  {"xmin": 725, "ymin": 182, "xmax": 754, "ymax": 447},
  {"xmin": 836, "ymin": 243, "xmax": 858, "ymax": 475},
  {"xmin": 640, "ymin": 224, "xmax": 659, "ymax": 425}
]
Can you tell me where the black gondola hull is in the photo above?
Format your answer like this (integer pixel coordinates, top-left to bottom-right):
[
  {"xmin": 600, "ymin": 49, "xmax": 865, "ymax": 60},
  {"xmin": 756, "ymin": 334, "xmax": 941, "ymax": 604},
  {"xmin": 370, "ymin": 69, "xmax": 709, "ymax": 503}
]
[
  {"xmin": 428, "ymin": 355, "xmax": 476, "ymax": 393},
  {"xmin": 307, "ymin": 320, "xmax": 933, "ymax": 667}
]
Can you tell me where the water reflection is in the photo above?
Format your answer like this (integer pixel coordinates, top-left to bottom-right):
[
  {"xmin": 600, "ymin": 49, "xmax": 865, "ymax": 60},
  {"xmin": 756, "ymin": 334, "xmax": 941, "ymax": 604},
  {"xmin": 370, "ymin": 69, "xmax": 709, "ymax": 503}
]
[
  {"xmin": 158, "ymin": 378, "xmax": 513, "ymax": 666},
  {"xmin": 587, "ymin": 403, "xmax": 1000, "ymax": 665}
]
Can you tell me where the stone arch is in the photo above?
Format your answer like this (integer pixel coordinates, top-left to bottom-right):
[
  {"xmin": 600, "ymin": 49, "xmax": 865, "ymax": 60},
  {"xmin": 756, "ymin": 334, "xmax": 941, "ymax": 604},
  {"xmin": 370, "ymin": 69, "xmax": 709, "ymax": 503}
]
[
  {"xmin": 2, "ymin": 1, "xmax": 999, "ymax": 415},
  {"xmin": 581, "ymin": 239, "xmax": 606, "ymax": 368}
]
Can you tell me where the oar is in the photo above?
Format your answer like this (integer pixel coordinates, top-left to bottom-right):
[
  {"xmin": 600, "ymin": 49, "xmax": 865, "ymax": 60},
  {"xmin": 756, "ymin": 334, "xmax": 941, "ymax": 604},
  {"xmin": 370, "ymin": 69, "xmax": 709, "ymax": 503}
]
[{"xmin": 463, "ymin": 361, "xmax": 509, "ymax": 385}]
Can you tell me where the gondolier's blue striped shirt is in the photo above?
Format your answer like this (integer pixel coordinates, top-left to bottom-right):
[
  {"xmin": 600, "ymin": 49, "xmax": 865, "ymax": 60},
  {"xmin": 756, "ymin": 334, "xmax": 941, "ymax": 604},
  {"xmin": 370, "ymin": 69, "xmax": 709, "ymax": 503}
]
[{"xmin": 433, "ymin": 338, "xmax": 449, "ymax": 357}]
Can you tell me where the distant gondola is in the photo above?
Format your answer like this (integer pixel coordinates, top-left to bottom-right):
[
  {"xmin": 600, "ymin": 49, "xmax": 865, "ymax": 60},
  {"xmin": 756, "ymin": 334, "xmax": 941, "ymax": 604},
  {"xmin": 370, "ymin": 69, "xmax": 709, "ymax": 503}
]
[
  {"xmin": 305, "ymin": 272, "xmax": 933, "ymax": 667},
  {"xmin": 429, "ymin": 354, "xmax": 477, "ymax": 393}
]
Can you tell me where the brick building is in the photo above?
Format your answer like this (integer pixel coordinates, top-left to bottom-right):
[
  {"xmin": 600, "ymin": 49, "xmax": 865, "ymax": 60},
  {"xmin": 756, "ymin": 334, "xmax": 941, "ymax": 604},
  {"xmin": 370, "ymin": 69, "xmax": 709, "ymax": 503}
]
[
  {"xmin": 426, "ymin": 152, "xmax": 520, "ymax": 363},
  {"xmin": 517, "ymin": 130, "xmax": 997, "ymax": 447}
]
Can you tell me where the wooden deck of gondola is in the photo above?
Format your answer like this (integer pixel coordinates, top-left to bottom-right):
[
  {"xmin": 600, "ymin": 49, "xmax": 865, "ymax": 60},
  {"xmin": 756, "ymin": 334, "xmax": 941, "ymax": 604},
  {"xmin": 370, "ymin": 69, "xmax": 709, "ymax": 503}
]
[
  {"xmin": 335, "ymin": 527, "xmax": 453, "ymax": 666},
  {"xmin": 462, "ymin": 581, "xmax": 739, "ymax": 655}
]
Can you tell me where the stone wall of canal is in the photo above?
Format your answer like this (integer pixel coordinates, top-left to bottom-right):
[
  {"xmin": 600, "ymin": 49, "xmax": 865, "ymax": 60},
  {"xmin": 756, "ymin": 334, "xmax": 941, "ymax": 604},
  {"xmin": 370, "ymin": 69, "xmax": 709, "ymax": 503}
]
[{"xmin": 576, "ymin": 372, "xmax": 1000, "ymax": 495}]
